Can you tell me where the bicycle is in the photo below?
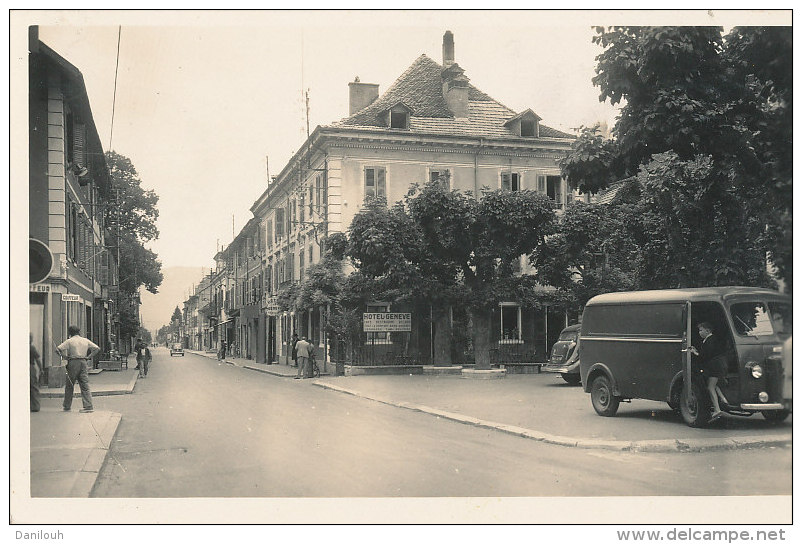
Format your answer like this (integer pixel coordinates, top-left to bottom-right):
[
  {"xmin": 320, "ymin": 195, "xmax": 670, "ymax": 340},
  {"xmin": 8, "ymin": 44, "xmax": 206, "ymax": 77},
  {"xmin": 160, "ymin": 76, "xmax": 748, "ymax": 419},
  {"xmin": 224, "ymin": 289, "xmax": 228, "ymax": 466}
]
[{"xmin": 310, "ymin": 355, "xmax": 321, "ymax": 378}]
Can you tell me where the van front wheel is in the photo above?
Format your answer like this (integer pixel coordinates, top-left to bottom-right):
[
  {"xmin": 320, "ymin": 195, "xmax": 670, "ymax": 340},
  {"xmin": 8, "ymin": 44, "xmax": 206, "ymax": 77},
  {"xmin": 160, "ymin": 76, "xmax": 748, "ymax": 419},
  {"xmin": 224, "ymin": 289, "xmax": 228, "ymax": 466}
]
[
  {"xmin": 590, "ymin": 375, "xmax": 620, "ymax": 417},
  {"xmin": 762, "ymin": 409, "xmax": 790, "ymax": 423},
  {"xmin": 680, "ymin": 378, "xmax": 711, "ymax": 428}
]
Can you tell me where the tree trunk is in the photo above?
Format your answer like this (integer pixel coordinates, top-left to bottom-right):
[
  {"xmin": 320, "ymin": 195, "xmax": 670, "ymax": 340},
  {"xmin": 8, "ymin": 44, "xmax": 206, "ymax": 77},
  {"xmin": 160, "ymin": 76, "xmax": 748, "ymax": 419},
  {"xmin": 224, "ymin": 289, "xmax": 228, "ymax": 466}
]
[
  {"xmin": 432, "ymin": 306, "xmax": 452, "ymax": 366},
  {"xmin": 472, "ymin": 307, "xmax": 492, "ymax": 370}
]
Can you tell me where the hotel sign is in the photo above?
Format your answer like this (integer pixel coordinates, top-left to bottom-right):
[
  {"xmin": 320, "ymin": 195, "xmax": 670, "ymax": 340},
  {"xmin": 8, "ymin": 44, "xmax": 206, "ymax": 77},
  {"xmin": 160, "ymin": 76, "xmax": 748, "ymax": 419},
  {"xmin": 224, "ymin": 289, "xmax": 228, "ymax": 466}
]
[
  {"xmin": 363, "ymin": 312, "xmax": 412, "ymax": 332},
  {"xmin": 265, "ymin": 297, "xmax": 281, "ymax": 316}
]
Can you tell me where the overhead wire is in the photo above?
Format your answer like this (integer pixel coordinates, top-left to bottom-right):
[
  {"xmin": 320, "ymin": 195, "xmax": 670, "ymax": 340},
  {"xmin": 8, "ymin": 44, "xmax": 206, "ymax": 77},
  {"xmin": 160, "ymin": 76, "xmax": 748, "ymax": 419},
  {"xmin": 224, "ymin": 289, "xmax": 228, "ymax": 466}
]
[{"xmin": 109, "ymin": 26, "xmax": 121, "ymax": 152}]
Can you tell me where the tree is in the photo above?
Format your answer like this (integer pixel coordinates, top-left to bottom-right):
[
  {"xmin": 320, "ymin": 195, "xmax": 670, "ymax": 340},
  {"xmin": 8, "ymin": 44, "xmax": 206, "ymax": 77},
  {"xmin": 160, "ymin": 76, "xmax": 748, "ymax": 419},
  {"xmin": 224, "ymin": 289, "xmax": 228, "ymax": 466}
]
[
  {"xmin": 559, "ymin": 26, "xmax": 789, "ymax": 291},
  {"xmin": 106, "ymin": 151, "xmax": 164, "ymax": 341},
  {"xmin": 347, "ymin": 183, "xmax": 557, "ymax": 369}
]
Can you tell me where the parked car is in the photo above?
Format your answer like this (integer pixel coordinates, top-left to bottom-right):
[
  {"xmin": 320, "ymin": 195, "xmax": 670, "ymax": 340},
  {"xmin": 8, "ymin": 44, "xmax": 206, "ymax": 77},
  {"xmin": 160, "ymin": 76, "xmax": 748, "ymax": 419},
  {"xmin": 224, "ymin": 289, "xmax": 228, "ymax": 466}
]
[
  {"xmin": 543, "ymin": 324, "xmax": 582, "ymax": 384},
  {"xmin": 579, "ymin": 287, "xmax": 792, "ymax": 427},
  {"xmin": 170, "ymin": 343, "xmax": 185, "ymax": 357}
]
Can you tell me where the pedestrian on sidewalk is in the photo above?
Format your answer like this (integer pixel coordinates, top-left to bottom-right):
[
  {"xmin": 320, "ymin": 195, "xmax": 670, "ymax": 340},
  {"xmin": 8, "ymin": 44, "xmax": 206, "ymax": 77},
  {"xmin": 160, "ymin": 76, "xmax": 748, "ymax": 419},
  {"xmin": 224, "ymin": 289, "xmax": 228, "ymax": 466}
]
[
  {"xmin": 30, "ymin": 334, "xmax": 42, "ymax": 412},
  {"xmin": 295, "ymin": 336, "xmax": 312, "ymax": 379},
  {"xmin": 218, "ymin": 339, "xmax": 227, "ymax": 361},
  {"xmin": 291, "ymin": 332, "xmax": 299, "ymax": 368},
  {"xmin": 135, "ymin": 338, "xmax": 149, "ymax": 378},
  {"xmin": 56, "ymin": 325, "xmax": 99, "ymax": 413}
]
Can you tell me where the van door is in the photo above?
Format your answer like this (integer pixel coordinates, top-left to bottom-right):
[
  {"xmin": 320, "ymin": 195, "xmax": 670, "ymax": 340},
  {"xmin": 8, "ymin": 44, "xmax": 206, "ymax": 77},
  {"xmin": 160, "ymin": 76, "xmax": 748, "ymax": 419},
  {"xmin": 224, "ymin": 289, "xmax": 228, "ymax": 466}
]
[{"xmin": 682, "ymin": 301, "xmax": 693, "ymax": 400}]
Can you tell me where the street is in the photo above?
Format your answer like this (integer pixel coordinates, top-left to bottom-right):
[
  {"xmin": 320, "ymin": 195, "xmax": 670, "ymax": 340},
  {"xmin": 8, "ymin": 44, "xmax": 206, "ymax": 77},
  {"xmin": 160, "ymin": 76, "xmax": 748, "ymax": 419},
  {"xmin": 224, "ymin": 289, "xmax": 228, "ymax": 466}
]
[{"xmin": 49, "ymin": 348, "xmax": 790, "ymax": 498}]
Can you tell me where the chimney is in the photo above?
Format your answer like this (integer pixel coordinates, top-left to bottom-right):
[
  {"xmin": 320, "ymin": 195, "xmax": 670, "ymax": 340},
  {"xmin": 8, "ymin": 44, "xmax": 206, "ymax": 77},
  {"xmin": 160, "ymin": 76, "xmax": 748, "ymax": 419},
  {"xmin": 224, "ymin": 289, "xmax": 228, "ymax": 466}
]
[
  {"xmin": 442, "ymin": 31, "xmax": 454, "ymax": 66},
  {"xmin": 29, "ymin": 25, "xmax": 40, "ymax": 53},
  {"xmin": 442, "ymin": 62, "xmax": 470, "ymax": 119},
  {"xmin": 348, "ymin": 77, "xmax": 379, "ymax": 115}
]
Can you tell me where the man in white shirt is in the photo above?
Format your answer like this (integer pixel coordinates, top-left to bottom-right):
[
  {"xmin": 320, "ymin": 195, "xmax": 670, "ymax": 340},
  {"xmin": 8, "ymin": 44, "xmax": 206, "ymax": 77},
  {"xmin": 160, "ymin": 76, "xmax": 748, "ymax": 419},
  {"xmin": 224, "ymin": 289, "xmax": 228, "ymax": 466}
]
[
  {"xmin": 294, "ymin": 336, "xmax": 312, "ymax": 379},
  {"xmin": 56, "ymin": 325, "xmax": 99, "ymax": 412}
]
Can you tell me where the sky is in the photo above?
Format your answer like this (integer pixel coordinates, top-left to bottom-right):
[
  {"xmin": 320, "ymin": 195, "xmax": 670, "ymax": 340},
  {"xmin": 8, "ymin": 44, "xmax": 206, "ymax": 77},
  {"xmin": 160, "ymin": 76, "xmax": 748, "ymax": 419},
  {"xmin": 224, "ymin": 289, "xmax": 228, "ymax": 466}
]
[
  {"xmin": 28, "ymin": 9, "xmax": 785, "ymax": 272},
  {"xmin": 18, "ymin": 9, "xmax": 788, "ymax": 331}
]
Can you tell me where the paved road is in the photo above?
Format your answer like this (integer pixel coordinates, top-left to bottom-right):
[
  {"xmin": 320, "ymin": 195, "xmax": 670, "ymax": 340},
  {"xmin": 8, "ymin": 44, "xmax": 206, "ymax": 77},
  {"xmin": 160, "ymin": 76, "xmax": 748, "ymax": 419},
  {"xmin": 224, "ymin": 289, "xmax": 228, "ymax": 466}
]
[{"xmin": 84, "ymin": 348, "xmax": 791, "ymax": 498}]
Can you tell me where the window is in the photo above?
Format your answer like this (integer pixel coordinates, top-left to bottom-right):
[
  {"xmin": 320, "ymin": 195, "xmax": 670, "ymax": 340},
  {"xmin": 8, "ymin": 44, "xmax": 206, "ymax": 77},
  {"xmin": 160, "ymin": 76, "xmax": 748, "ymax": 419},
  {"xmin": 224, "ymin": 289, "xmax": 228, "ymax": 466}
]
[
  {"xmin": 430, "ymin": 169, "xmax": 451, "ymax": 190},
  {"xmin": 499, "ymin": 303, "xmax": 522, "ymax": 344},
  {"xmin": 521, "ymin": 119, "xmax": 536, "ymax": 137},
  {"xmin": 365, "ymin": 167, "xmax": 386, "ymax": 200},
  {"xmin": 501, "ymin": 172, "xmax": 520, "ymax": 192},
  {"xmin": 299, "ymin": 248, "xmax": 305, "ymax": 279},
  {"xmin": 266, "ymin": 220, "xmax": 273, "ymax": 248},
  {"xmin": 299, "ymin": 194, "xmax": 305, "ymax": 224},
  {"xmin": 390, "ymin": 111, "xmax": 409, "ymax": 129},
  {"xmin": 731, "ymin": 302, "xmax": 775, "ymax": 337},
  {"xmin": 315, "ymin": 175, "xmax": 323, "ymax": 210},
  {"xmin": 767, "ymin": 302, "xmax": 792, "ymax": 337},
  {"xmin": 538, "ymin": 175, "xmax": 564, "ymax": 208},
  {"xmin": 290, "ymin": 199, "xmax": 296, "ymax": 232},
  {"xmin": 309, "ymin": 184, "xmax": 314, "ymax": 217},
  {"xmin": 275, "ymin": 209, "xmax": 284, "ymax": 240}
]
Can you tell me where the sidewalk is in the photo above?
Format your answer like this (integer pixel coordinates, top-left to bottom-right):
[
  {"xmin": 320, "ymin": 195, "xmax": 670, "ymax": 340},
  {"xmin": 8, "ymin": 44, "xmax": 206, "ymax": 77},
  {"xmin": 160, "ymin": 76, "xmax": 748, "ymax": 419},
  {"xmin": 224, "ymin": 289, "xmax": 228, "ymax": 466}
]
[
  {"xmin": 187, "ymin": 349, "xmax": 324, "ymax": 378},
  {"xmin": 310, "ymin": 372, "xmax": 793, "ymax": 453},
  {"xmin": 30, "ymin": 368, "xmax": 135, "ymax": 497}
]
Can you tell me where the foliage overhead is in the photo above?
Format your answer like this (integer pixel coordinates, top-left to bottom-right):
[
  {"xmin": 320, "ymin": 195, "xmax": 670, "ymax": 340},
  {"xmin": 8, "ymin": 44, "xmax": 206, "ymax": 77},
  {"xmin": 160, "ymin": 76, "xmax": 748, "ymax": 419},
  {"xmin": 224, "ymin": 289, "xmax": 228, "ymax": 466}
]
[{"xmin": 558, "ymin": 26, "xmax": 790, "ymax": 291}]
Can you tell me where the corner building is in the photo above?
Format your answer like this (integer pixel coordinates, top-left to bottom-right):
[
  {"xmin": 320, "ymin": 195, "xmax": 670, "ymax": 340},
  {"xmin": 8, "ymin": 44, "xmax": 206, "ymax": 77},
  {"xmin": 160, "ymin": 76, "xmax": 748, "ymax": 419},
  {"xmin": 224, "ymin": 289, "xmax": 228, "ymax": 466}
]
[{"xmin": 251, "ymin": 31, "xmax": 582, "ymax": 368}]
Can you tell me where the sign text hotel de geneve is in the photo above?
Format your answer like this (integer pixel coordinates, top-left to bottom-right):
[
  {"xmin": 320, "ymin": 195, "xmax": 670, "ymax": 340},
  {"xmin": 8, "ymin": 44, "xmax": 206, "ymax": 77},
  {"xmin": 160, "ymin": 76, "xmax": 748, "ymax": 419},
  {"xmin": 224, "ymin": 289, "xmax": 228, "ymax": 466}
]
[{"xmin": 363, "ymin": 312, "xmax": 412, "ymax": 332}]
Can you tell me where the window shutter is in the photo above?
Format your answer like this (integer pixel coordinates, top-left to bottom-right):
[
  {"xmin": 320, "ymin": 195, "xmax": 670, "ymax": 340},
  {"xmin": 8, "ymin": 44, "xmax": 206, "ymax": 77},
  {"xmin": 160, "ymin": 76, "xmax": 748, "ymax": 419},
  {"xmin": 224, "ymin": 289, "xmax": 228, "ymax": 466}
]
[
  {"xmin": 501, "ymin": 172, "xmax": 510, "ymax": 191},
  {"xmin": 74, "ymin": 123, "xmax": 86, "ymax": 166},
  {"xmin": 377, "ymin": 168, "xmax": 386, "ymax": 197},
  {"xmin": 537, "ymin": 175, "xmax": 546, "ymax": 193}
]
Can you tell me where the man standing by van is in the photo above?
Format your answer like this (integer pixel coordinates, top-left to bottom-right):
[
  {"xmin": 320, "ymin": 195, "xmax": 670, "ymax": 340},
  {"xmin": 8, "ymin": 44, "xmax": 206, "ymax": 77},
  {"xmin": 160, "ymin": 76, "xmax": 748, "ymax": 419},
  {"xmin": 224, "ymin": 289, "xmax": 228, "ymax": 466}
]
[
  {"xmin": 690, "ymin": 321, "xmax": 727, "ymax": 423},
  {"xmin": 56, "ymin": 325, "xmax": 99, "ymax": 413}
]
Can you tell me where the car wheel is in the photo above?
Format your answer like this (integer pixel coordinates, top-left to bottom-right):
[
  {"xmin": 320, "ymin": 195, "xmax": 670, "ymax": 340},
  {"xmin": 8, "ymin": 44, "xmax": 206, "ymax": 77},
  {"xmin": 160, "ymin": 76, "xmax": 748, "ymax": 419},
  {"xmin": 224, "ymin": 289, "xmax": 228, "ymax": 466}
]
[
  {"xmin": 562, "ymin": 374, "xmax": 581, "ymax": 385},
  {"xmin": 680, "ymin": 378, "xmax": 712, "ymax": 428},
  {"xmin": 762, "ymin": 409, "xmax": 790, "ymax": 423},
  {"xmin": 590, "ymin": 374, "xmax": 620, "ymax": 417}
]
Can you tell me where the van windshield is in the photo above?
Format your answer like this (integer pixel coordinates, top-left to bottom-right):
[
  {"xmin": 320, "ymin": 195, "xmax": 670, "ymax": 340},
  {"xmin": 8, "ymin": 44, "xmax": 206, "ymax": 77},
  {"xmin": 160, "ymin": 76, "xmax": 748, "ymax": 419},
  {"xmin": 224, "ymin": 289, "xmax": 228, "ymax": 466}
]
[
  {"xmin": 730, "ymin": 302, "xmax": 776, "ymax": 337},
  {"xmin": 767, "ymin": 301, "xmax": 792, "ymax": 337}
]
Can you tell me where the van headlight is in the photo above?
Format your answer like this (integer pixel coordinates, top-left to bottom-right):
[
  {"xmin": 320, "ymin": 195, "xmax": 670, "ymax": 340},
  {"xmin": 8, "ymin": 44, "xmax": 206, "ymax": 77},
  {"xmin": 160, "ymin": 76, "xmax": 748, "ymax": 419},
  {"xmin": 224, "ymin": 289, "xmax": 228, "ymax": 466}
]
[{"xmin": 750, "ymin": 364, "xmax": 763, "ymax": 379}]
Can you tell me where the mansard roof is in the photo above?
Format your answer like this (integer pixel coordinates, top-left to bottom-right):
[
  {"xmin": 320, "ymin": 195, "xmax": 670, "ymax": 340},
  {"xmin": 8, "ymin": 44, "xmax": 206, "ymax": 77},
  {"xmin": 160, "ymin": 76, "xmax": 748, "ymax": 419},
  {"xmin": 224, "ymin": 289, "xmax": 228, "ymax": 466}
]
[{"xmin": 331, "ymin": 54, "xmax": 574, "ymax": 141}]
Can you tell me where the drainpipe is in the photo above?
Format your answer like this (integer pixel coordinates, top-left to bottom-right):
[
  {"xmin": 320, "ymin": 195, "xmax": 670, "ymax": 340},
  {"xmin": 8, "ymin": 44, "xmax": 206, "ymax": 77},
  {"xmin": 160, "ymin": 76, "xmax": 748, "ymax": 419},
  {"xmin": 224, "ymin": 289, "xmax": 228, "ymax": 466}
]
[{"xmin": 473, "ymin": 138, "xmax": 485, "ymax": 199}]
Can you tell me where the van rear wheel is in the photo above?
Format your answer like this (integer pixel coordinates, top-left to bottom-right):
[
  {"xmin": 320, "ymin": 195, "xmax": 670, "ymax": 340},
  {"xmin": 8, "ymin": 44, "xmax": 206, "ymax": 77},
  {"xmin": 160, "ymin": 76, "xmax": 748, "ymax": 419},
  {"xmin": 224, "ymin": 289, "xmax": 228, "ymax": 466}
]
[
  {"xmin": 680, "ymin": 378, "xmax": 711, "ymax": 427},
  {"xmin": 590, "ymin": 375, "xmax": 620, "ymax": 416}
]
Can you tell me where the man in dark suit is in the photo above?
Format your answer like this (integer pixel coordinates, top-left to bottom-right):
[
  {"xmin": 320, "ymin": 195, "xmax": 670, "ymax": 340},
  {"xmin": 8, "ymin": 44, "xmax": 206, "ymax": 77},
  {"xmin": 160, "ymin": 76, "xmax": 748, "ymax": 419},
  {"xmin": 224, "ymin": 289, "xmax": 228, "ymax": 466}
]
[{"xmin": 690, "ymin": 321, "xmax": 727, "ymax": 422}]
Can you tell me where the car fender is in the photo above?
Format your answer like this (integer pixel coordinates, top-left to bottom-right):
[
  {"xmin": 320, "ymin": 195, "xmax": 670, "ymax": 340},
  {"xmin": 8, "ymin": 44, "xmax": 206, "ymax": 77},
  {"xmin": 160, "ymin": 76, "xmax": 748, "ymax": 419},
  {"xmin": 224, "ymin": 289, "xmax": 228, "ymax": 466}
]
[{"xmin": 583, "ymin": 362, "xmax": 620, "ymax": 395}]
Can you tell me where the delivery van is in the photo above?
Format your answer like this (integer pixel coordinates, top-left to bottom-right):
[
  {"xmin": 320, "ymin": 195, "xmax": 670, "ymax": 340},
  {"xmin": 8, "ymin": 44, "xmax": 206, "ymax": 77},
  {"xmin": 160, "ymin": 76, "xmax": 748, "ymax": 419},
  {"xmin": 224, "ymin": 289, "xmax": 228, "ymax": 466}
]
[{"xmin": 579, "ymin": 287, "xmax": 791, "ymax": 427}]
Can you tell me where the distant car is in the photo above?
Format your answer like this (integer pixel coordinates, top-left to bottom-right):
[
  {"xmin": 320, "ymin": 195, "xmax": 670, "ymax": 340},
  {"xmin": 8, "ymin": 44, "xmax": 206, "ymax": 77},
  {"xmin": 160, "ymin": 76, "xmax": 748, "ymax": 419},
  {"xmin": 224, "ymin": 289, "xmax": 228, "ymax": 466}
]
[
  {"xmin": 170, "ymin": 343, "xmax": 185, "ymax": 357},
  {"xmin": 543, "ymin": 324, "xmax": 582, "ymax": 384}
]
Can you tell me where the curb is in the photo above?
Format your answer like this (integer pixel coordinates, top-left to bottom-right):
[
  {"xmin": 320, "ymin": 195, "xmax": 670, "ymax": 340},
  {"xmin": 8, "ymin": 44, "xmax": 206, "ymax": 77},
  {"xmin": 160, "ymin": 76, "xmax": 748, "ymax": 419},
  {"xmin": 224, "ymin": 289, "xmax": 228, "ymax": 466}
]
[
  {"xmin": 30, "ymin": 410, "xmax": 123, "ymax": 498},
  {"xmin": 40, "ymin": 372, "xmax": 138, "ymax": 398},
  {"xmin": 313, "ymin": 382, "xmax": 792, "ymax": 453}
]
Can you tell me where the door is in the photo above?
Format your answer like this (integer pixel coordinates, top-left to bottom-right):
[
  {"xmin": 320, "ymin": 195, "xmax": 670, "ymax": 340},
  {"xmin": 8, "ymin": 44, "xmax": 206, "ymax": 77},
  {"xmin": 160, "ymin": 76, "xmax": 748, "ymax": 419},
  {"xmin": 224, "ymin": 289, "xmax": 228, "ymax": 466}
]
[
  {"xmin": 267, "ymin": 316, "xmax": 276, "ymax": 363},
  {"xmin": 683, "ymin": 301, "xmax": 693, "ymax": 400}
]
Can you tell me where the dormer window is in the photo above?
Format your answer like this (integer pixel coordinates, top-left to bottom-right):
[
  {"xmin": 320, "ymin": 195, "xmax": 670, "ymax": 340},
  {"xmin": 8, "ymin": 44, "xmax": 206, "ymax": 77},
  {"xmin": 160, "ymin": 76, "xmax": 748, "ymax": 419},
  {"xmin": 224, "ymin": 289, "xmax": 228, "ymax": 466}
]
[
  {"xmin": 382, "ymin": 102, "xmax": 412, "ymax": 129},
  {"xmin": 521, "ymin": 119, "xmax": 536, "ymax": 137},
  {"xmin": 390, "ymin": 110, "xmax": 409, "ymax": 129},
  {"xmin": 504, "ymin": 109, "xmax": 542, "ymax": 138}
]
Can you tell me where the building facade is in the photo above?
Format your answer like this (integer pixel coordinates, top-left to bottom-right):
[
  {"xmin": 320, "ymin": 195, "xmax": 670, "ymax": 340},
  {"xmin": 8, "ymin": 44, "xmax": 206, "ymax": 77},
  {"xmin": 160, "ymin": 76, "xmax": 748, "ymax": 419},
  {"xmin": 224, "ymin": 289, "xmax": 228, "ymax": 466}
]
[
  {"xmin": 29, "ymin": 29, "xmax": 120, "ymax": 386},
  {"xmin": 248, "ymin": 31, "xmax": 580, "ymax": 366},
  {"xmin": 179, "ymin": 30, "xmax": 583, "ymax": 367}
]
